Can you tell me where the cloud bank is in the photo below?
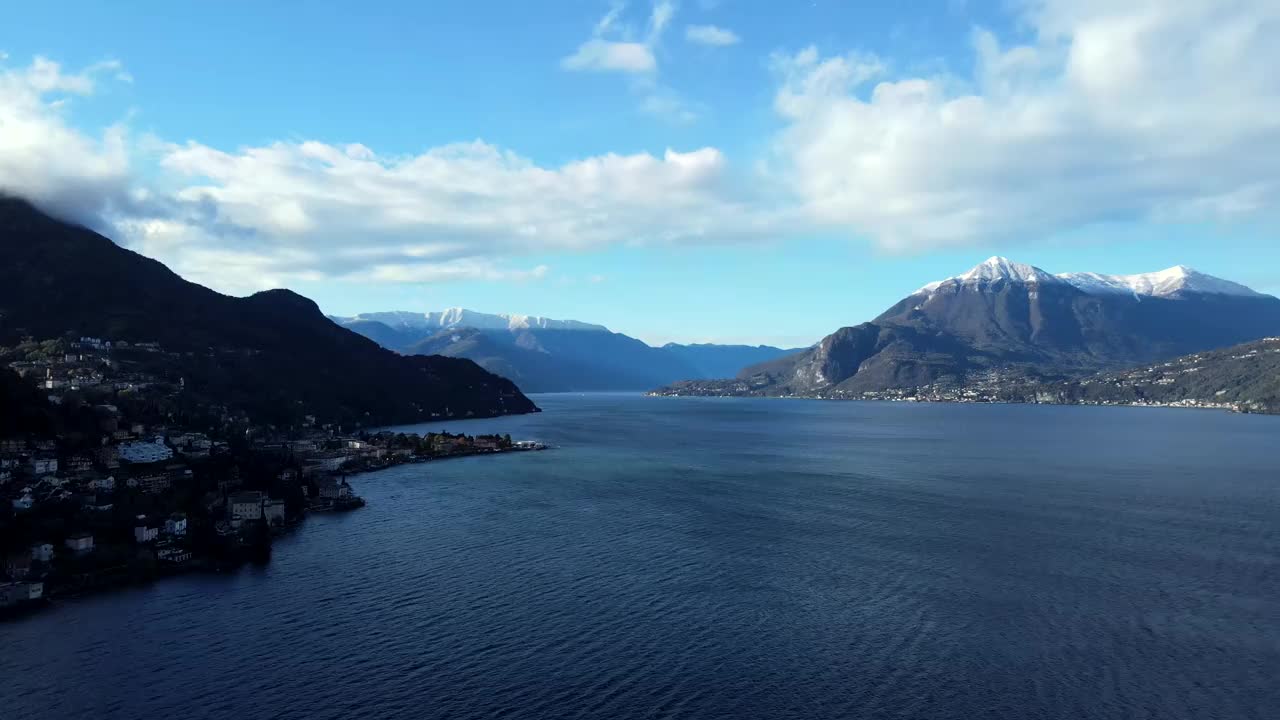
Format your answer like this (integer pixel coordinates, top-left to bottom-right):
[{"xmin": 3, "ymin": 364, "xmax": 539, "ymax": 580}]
[
  {"xmin": 2, "ymin": 0, "xmax": 1279, "ymax": 295},
  {"xmin": 772, "ymin": 0, "xmax": 1280, "ymax": 249}
]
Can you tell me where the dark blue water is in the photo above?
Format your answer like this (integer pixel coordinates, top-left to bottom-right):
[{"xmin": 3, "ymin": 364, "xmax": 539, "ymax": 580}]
[{"xmin": 3, "ymin": 395, "xmax": 1278, "ymax": 719}]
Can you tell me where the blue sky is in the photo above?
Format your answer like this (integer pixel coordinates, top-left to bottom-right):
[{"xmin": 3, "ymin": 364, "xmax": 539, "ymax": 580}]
[{"xmin": 2, "ymin": 0, "xmax": 1278, "ymax": 346}]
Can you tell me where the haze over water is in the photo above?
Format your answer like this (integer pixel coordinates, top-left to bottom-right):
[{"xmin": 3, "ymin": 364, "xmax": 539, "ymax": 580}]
[{"xmin": 3, "ymin": 395, "xmax": 1278, "ymax": 719}]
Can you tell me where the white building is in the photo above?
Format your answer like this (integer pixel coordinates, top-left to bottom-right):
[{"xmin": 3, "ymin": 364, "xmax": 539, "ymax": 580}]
[
  {"xmin": 228, "ymin": 491, "xmax": 265, "ymax": 527},
  {"xmin": 164, "ymin": 514, "xmax": 188, "ymax": 536},
  {"xmin": 30, "ymin": 543, "xmax": 54, "ymax": 563},
  {"xmin": 28, "ymin": 457, "xmax": 58, "ymax": 475},
  {"xmin": 119, "ymin": 439, "xmax": 174, "ymax": 464},
  {"xmin": 65, "ymin": 533, "xmax": 94, "ymax": 554},
  {"xmin": 317, "ymin": 477, "xmax": 351, "ymax": 500}
]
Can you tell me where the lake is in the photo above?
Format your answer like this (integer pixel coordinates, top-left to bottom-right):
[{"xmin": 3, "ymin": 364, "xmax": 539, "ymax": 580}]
[{"xmin": 3, "ymin": 395, "xmax": 1278, "ymax": 719}]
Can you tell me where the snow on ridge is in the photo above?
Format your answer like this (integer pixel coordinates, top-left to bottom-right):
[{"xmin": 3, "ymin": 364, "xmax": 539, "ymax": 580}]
[
  {"xmin": 1056, "ymin": 266, "xmax": 1266, "ymax": 298},
  {"xmin": 913, "ymin": 257, "xmax": 1268, "ymax": 299},
  {"xmin": 914, "ymin": 256, "xmax": 1060, "ymax": 294},
  {"xmin": 338, "ymin": 308, "xmax": 609, "ymax": 332}
]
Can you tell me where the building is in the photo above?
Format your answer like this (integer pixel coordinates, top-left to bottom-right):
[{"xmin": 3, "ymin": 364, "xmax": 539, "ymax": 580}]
[
  {"xmin": 95, "ymin": 445, "xmax": 120, "ymax": 469},
  {"xmin": 164, "ymin": 514, "xmax": 188, "ymax": 536},
  {"xmin": 119, "ymin": 439, "xmax": 173, "ymax": 464},
  {"xmin": 64, "ymin": 456, "xmax": 93, "ymax": 475},
  {"xmin": 157, "ymin": 547, "xmax": 192, "ymax": 564},
  {"xmin": 304, "ymin": 454, "xmax": 350, "ymax": 474},
  {"xmin": 317, "ymin": 477, "xmax": 351, "ymax": 500},
  {"xmin": 4, "ymin": 553, "xmax": 32, "ymax": 580},
  {"xmin": 65, "ymin": 533, "xmax": 94, "ymax": 554},
  {"xmin": 0, "ymin": 582, "xmax": 44, "ymax": 606},
  {"xmin": 132, "ymin": 472, "xmax": 172, "ymax": 494},
  {"xmin": 30, "ymin": 543, "xmax": 54, "ymax": 563},
  {"xmin": 263, "ymin": 499, "xmax": 287, "ymax": 525},
  {"xmin": 228, "ymin": 491, "xmax": 265, "ymax": 527},
  {"xmin": 134, "ymin": 522, "xmax": 160, "ymax": 544},
  {"xmin": 170, "ymin": 433, "xmax": 212, "ymax": 458},
  {"xmin": 28, "ymin": 456, "xmax": 58, "ymax": 475}
]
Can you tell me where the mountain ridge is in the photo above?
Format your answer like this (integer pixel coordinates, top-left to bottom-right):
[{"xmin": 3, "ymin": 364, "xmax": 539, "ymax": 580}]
[
  {"xmin": 0, "ymin": 195, "xmax": 538, "ymax": 426},
  {"xmin": 654, "ymin": 256, "xmax": 1280, "ymax": 399},
  {"xmin": 335, "ymin": 311, "xmax": 801, "ymax": 392}
]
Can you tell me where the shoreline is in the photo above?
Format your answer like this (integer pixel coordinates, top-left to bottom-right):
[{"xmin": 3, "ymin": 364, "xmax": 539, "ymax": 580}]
[
  {"xmin": 1, "ymin": 439, "xmax": 549, "ymax": 623},
  {"xmin": 645, "ymin": 392, "xmax": 1277, "ymax": 416}
]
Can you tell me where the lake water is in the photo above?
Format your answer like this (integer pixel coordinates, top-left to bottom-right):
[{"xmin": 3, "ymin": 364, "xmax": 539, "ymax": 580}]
[{"xmin": 3, "ymin": 395, "xmax": 1279, "ymax": 719}]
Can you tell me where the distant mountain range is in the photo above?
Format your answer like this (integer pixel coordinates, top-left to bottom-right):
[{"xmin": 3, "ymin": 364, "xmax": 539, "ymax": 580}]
[
  {"xmin": 0, "ymin": 196, "xmax": 537, "ymax": 426},
  {"xmin": 654, "ymin": 256, "xmax": 1280, "ymax": 398},
  {"xmin": 332, "ymin": 310, "xmax": 802, "ymax": 393}
]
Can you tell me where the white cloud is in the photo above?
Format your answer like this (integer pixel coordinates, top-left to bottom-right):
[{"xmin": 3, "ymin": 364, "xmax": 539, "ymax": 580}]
[
  {"xmin": 0, "ymin": 56, "xmax": 133, "ymax": 224},
  {"xmin": 0, "ymin": 56, "xmax": 784, "ymax": 293},
  {"xmin": 8, "ymin": 0, "xmax": 1278, "ymax": 296},
  {"xmin": 0, "ymin": 51, "xmax": 791, "ymax": 296},
  {"xmin": 563, "ymin": 2, "xmax": 676, "ymax": 77},
  {"xmin": 561, "ymin": 39, "xmax": 656, "ymax": 73},
  {"xmin": 685, "ymin": 24, "xmax": 739, "ymax": 46},
  {"xmin": 772, "ymin": 0, "xmax": 1280, "ymax": 249},
  {"xmin": 649, "ymin": 1, "xmax": 677, "ymax": 42},
  {"xmin": 637, "ymin": 81, "xmax": 700, "ymax": 124},
  {"xmin": 137, "ymin": 139, "xmax": 780, "ymax": 293},
  {"xmin": 357, "ymin": 261, "xmax": 550, "ymax": 285}
]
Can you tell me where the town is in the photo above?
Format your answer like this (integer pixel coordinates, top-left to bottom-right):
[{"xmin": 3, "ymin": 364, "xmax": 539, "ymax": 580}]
[{"xmin": 0, "ymin": 335, "xmax": 547, "ymax": 617}]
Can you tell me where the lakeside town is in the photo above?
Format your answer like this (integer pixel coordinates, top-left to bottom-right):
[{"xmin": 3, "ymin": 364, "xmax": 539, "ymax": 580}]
[
  {"xmin": 651, "ymin": 339, "xmax": 1280, "ymax": 416},
  {"xmin": 0, "ymin": 335, "xmax": 546, "ymax": 618}
]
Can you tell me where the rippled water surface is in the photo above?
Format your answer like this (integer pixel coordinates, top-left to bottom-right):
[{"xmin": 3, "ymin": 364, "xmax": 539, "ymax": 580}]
[{"xmin": 3, "ymin": 395, "xmax": 1279, "ymax": 719}]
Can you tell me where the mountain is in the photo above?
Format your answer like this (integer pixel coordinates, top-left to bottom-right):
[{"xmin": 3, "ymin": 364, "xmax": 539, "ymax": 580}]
[
  {"xmin": 1004, "ymin": 337, "xmax": 1280, "ymax": 414},
  {"xmin": 342, "ymin": 309, "xmax": 608, "ymax": 333},
  {"xmin": 334, "ymin": 311, "xmax": 799, "ymax": 393},
  {"xmin": 0, "ymin": 196, "xmax": 538, "ymax": 426},
  {"xmin": 876, "ymin": 257, "xmax": 1280, "ymax": 364},
  {"xmin": 653, "ymin": 256, "xmax": 1280, "ymax": 398},
  {"xmin": 1056, "ymin": 266, "xmax": 1267, "ymax": 299},
  {"xmin": 660, "ymin": 343, "xmax": 809, "ymax": 380}
]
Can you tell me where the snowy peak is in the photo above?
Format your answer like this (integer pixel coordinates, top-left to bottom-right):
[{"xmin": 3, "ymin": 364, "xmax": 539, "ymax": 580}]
[
  {"xmin": 1057, "ymin": 266, "xmax": 1267, "ymax": 299},
  {"xmin": 337, "ymin": 308, "xmax": 609, "ymax": 333},
  {"xmin": 959, "ymin": 257, "xmax": 1059, "ymax": 284},
  {"xmin": 917, "ymin": 256, "xmax": 1060, "ymax": 294},
  {"xmin": 915, "ymin": 257, "xmax": 1268, "ymax": 300}
]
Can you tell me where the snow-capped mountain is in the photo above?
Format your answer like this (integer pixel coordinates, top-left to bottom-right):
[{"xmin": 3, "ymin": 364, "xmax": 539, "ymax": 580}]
[
  {"xmin": 916, "ymin": 256, "xmax": 1270, "ymax": 299},
  {"xmin": 1057, "ymin": 266, "xmax": 1267, "ymax": 299},
  {"xmin": 331, "ymin": 308, "xmax": 796, "ymax": 392},
  {"xmin": 917, "ymin": 256, "xmax": 1063, "ymax": 294},
  {"xmin": 335, "ymin": 308, "xmax": 608, "ymax": 333},
  {"xmin": 668, "ymin": 256, "xmax": 1280, "ymax": 400}
]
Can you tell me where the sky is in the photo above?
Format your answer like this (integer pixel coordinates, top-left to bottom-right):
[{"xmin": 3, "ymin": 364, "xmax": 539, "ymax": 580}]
[{"xmin": 2, "ymin": 0, "xmax": 1279, "ymax": 347}]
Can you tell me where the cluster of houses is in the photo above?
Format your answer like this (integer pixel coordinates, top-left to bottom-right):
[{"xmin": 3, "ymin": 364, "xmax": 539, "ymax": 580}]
[
  {"xmin": 1, "ymin": 335, "xmax": 544, "ymax": 616},
  {"xmin": 1, "ymin": 427, "xmax": 209, "ymax": 515},
  {"xmin": 6, "ymin": 337, "xmax": 167, "ymax": 393}
]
